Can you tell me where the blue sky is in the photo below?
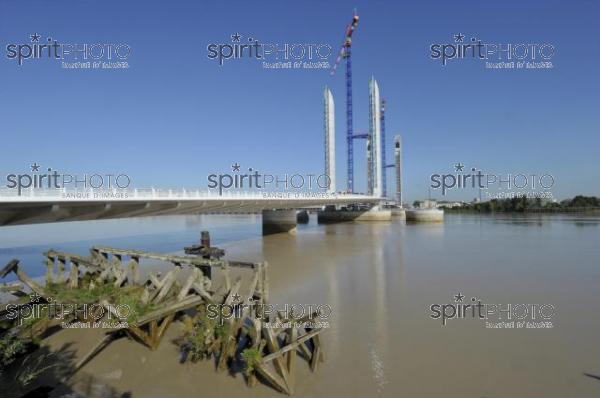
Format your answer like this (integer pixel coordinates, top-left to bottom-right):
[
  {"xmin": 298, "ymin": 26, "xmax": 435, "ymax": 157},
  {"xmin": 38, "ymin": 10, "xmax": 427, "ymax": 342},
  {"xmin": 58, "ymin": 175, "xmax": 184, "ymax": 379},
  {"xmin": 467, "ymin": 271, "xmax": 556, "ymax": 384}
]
[{"xmin": 1, "ymin": 0, "xmax": 599, "ymax": 201}]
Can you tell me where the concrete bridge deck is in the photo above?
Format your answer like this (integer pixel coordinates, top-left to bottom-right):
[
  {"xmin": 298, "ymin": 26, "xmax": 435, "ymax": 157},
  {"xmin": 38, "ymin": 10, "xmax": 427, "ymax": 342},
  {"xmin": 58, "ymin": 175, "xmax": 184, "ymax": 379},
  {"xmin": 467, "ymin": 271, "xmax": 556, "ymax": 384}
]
[{"xmin": 0, "ymin": 189, "xmax": 380, "ymax": 226}]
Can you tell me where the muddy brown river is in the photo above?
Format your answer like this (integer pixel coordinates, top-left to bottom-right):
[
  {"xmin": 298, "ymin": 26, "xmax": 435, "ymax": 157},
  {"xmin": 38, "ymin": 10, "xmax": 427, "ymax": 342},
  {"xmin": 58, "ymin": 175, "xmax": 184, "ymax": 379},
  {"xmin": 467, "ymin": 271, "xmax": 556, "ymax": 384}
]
[{"xmin": 2, "ymin": 213, "xmax": 599, "ymax": 397}]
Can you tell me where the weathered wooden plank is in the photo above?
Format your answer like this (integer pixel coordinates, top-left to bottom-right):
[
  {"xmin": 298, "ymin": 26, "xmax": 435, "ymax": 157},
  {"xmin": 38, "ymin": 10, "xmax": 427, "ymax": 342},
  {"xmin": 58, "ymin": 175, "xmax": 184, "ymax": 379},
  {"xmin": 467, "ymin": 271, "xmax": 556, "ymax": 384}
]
[
  {"xmin": 256, "ymin": 263, "xmax": 264, "ymax": 305},
  {"xmin": 247, "ymin": 268, "xmax": 260, "ymax": 302},
  {"xmin": 250, "ymin": 318, "xmax": 262, "ymax": 348},
  {"xmin": 263, "ymin": 326, "xmax": 291, "ymax": 391},
  {"xmin": 46, "ymin": 250, "xmax": 103, "ymax": 273},
  {"xmin": 1, "ymin": 260, "xmax": 47, "ymax": 298},
  {"xmin": 146, "ymin": 271, "xmax": 171, "ymax": 302},
  {"xmin": 72, "ymin": 333, "xmax": 116, "ymax": 375},
  {"xmin": 217, "ymin": 275, "xmax": 256, "ymax": 372},
  {"xmin": 127, "ymin": 325, "xmax": 152, "ymax": 347},
  {"xmin": 261, "ymin": 328, "xmax": 322, "ymax": 364},
  {"xmin": 177, "ymin": 268, "xmax": 201, "ymax": 301},
  {"xmin": 310, "ymin": 334, "xmax": 321, "ymax": 372},
  {"xmin": 148, "ymin": 274, "xmax": 163, "ymax": 289},
  {"xmin": 287, "ymin": 325, "xmax": 297, "ymax": 389},
  {"xmin": 57, "ymin": 258, "xmax": 66, "ymax": 283},
  {"xmin": 112, "ymin": 255, "xmax": 122, "ymax": 271},
  {"xmin": 262, "ymin": 262, "xmax": 270, "ymax": 303},
  {"xmin": 191, "ymin": 282, "xmax": 213, "ymax": 302},
  {"xmin": 92, "ymin": 246, "xmax": 257, "ymax": 269},
  {"xmin": 140, "ymin": 287, "xmax": 150, "ymax": 305},
  {"xmin": 135, "ymin": 295, "xmax": 205, "ymax": 325},
  {"xmin": 69, "ymin": 262, "xmax": 79, "ymax": 288},
  {"xmin": 157, "ymin": 314, "xmax": 174, "ymax": 342},
  {"xmin": 224, "ymin": 277, "xmax": 242, "ymax": 306},
  {"xmin": 152, "ymin": 268, "xmax": 180, "ymax": 303},
  {"xmin": 129, "ymin": 257, "xmax": 140, "ymax": 285},
  {"xmin": 46, "ymin": 256, "xmax": 54, "ymax": 284},
  {"xmin": 315, "ymin": 333, "xmax": 325, "ymax": 363},
  {"xmin": 149, "ymin": 320, "xmax": 159, "ymax": 349},
  {"xmin": 113, "ymin": 267, "xmax": 128, "ymax": 288},
  {"xmin": 297, "ymin": 338, "xmax": 312, "ymax": 361},
  {"xmin": 0, "ymin": 282, "xmax": 24, "ymax": 294},
  {"xmin": 254, "ymin": 363, "xmax": 291, "ymax": 395},
  {"xmin": 222, "ymin": 261, "xmax": 231, "ymax": 291}
]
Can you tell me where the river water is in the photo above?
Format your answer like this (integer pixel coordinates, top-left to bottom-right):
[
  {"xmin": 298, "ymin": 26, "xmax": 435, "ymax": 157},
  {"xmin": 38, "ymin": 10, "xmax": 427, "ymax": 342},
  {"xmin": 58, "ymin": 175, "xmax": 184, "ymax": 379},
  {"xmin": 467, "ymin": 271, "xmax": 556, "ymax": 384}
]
[{"xmin": 1, "ymin": 214, "xmax": 599, "ymax": 397}]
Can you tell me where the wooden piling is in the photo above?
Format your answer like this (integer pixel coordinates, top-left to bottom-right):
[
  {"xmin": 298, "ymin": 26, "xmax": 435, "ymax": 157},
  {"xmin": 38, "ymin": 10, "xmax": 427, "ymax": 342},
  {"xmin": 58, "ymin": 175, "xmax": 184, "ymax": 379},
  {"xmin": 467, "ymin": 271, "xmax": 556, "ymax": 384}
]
[
  {"xmin": 129, "ymin": 257, "xmax": 140, "ymax": 285},
  {"xmin": 69, "ymin": 261, "xmax": 79, "ymax": 288},
  {"xmin": 287, "ymin": 326, "xmax": 297, "ymax": 388},
  {"xmin": 262, "ymin": 262, "xmax": 270, "ymax": 303},
  {"xmin": 57, "ymin": 258, "xmax": 66, "ymax": 283},
  {"xmin": 46, "ymin": 255, "xmax": 54, "ymax": 284},
  {"xmin": 263, "ymin": 327, "xmax": 291, "ymax": 392}
]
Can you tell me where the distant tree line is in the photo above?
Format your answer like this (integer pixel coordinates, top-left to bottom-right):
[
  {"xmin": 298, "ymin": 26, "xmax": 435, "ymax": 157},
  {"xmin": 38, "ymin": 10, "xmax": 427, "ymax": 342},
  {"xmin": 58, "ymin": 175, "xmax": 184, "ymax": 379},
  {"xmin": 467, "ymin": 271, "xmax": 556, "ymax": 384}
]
[{"xmin": 443, "ymin": 195, "xmax": 600, "ymax": 213}]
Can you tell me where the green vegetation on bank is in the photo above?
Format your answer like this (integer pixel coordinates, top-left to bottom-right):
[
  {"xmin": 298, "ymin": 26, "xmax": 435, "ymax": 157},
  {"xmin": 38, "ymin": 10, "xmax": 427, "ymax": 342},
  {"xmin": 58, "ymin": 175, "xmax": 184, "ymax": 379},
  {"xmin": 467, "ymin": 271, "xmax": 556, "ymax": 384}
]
[
  {"xmin": 443, "ymin": 196, "xmax": 600, "ymax": 213},
  {"xmin": 178, "ymin": 305, "xmax": 230, "ymax": 362},
  {"xmin": 45, "ymin": 282, "xmax": 159, "ymax": 324},
  {"xmin": 0, "ymin": 330, "xmax": 33, "ymax": 375}
]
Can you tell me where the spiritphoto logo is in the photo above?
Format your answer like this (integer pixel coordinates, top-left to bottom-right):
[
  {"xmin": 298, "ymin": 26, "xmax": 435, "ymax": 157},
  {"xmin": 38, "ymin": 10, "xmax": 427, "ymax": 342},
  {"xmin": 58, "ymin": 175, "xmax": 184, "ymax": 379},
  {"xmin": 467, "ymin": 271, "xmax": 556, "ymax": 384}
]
[
  {"xmin": 3, "ymin": 163, "xmax": 132, "ymax": 197},
  {"xmin": 429, "ymin": 292, "xmax": 555, "ymax": 329},
  {"xmin": 207, "ymin": 162, "xmax": 333, "ymax": 196},
  {"xmin": 430, "ymin": 163, "xmax": 555, "ymax": 197},
  {"xmin": 5, "ymin": 33, "xmax": 131, "ymax": 69},
  {"xmin": 206, "ymin": 296, "xmax": 332, "ymax": 329},
  {"xmin": 430, "ymin": 33, "xmax": 555, "ymax": 69},
  {"xmin": 207, "ymin": 33, "xmax": 332, "ymax": 70},
  {"xmin": 4, "ymin": 293, "xmax": 131, "ymax": 329}
]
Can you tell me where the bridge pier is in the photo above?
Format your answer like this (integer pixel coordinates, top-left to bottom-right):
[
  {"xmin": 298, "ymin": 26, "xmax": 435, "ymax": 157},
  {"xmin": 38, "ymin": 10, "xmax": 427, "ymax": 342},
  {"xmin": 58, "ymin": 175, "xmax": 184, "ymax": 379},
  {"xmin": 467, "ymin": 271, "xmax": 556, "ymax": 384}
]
[
  {"xmin": 262, "ymin": 209, "xmax": 297, "ymax": 236},
  {"xmin": 317, "ymin": 206, "xmax": 391, "ymax": 223}
]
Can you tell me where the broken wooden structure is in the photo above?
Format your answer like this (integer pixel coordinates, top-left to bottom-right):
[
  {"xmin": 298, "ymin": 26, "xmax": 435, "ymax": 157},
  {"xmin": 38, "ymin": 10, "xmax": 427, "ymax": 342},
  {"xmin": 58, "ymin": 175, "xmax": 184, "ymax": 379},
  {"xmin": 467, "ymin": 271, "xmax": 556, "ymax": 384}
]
[
  {"xmin": 240, "ymin": 308, "xmax": 326, "ymax": 394},
  {"xmin": 0, "ymin": 231, "xmax": 325, "ymax": 394}
]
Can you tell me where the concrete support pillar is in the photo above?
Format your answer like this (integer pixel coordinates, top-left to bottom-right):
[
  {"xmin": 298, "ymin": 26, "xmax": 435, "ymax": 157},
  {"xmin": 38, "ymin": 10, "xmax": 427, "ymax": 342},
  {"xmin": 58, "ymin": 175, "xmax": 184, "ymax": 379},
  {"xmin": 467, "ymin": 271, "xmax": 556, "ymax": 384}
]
[{"xmin": 262, "ymin": 209, "xmax": 297, "ymax": 235}]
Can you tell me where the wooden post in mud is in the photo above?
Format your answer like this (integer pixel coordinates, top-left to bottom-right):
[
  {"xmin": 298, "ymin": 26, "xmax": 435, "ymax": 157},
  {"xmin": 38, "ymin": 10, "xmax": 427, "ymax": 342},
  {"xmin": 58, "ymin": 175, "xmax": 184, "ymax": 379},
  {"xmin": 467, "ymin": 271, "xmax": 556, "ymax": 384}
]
[
  {"xmin": 199, "ymin": 230, "xmax": 212, "ymax": 279},
  {"xmin": 287, "ymin": 326, "xmax": 297, "ymax": 387},
  {"xmin": 222, "ymin": 261, "xmax": 231, "ymax": 291},
  {"xmin": 264, "ymin": 326, "xmax": 292, "ymax": 392},
  {"xmin": 90, "ymin": 248, "xmax": 102, "ymax": 264},
  {"xmin": 69, "ymin": 261, "xmax": 79, "ymax": 288},
  {"xmin": 113, "ymin": 254, "xmax": 123, "ymax": 270},
  {"xmin": 57, "ymin": 257, "xmax": 66, "ymax": 283},
  {"xmin": 262, "ymin": 262, "xmax": 270, "ymax": 303},
  {"xmin": 310, "ymin": 333, "xmax": 322, "ymax": 372},
  {"xmin": 256, "ymin": 263, "xmax": 263, "ymax": 304},
  {"xmin": 217, "ymin": 277, "xmax": 243, "ymax": 372},
  {"xmin": 129, "ymin": 256, "xmax": 140, "ymax": 285},
  {"xmin": 46, "ymin": 255, "xmax": 54, "ymax": 284},
  {"xmin": 255, "ymin": 262, "xmax": 269, "ymax": 305}
]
